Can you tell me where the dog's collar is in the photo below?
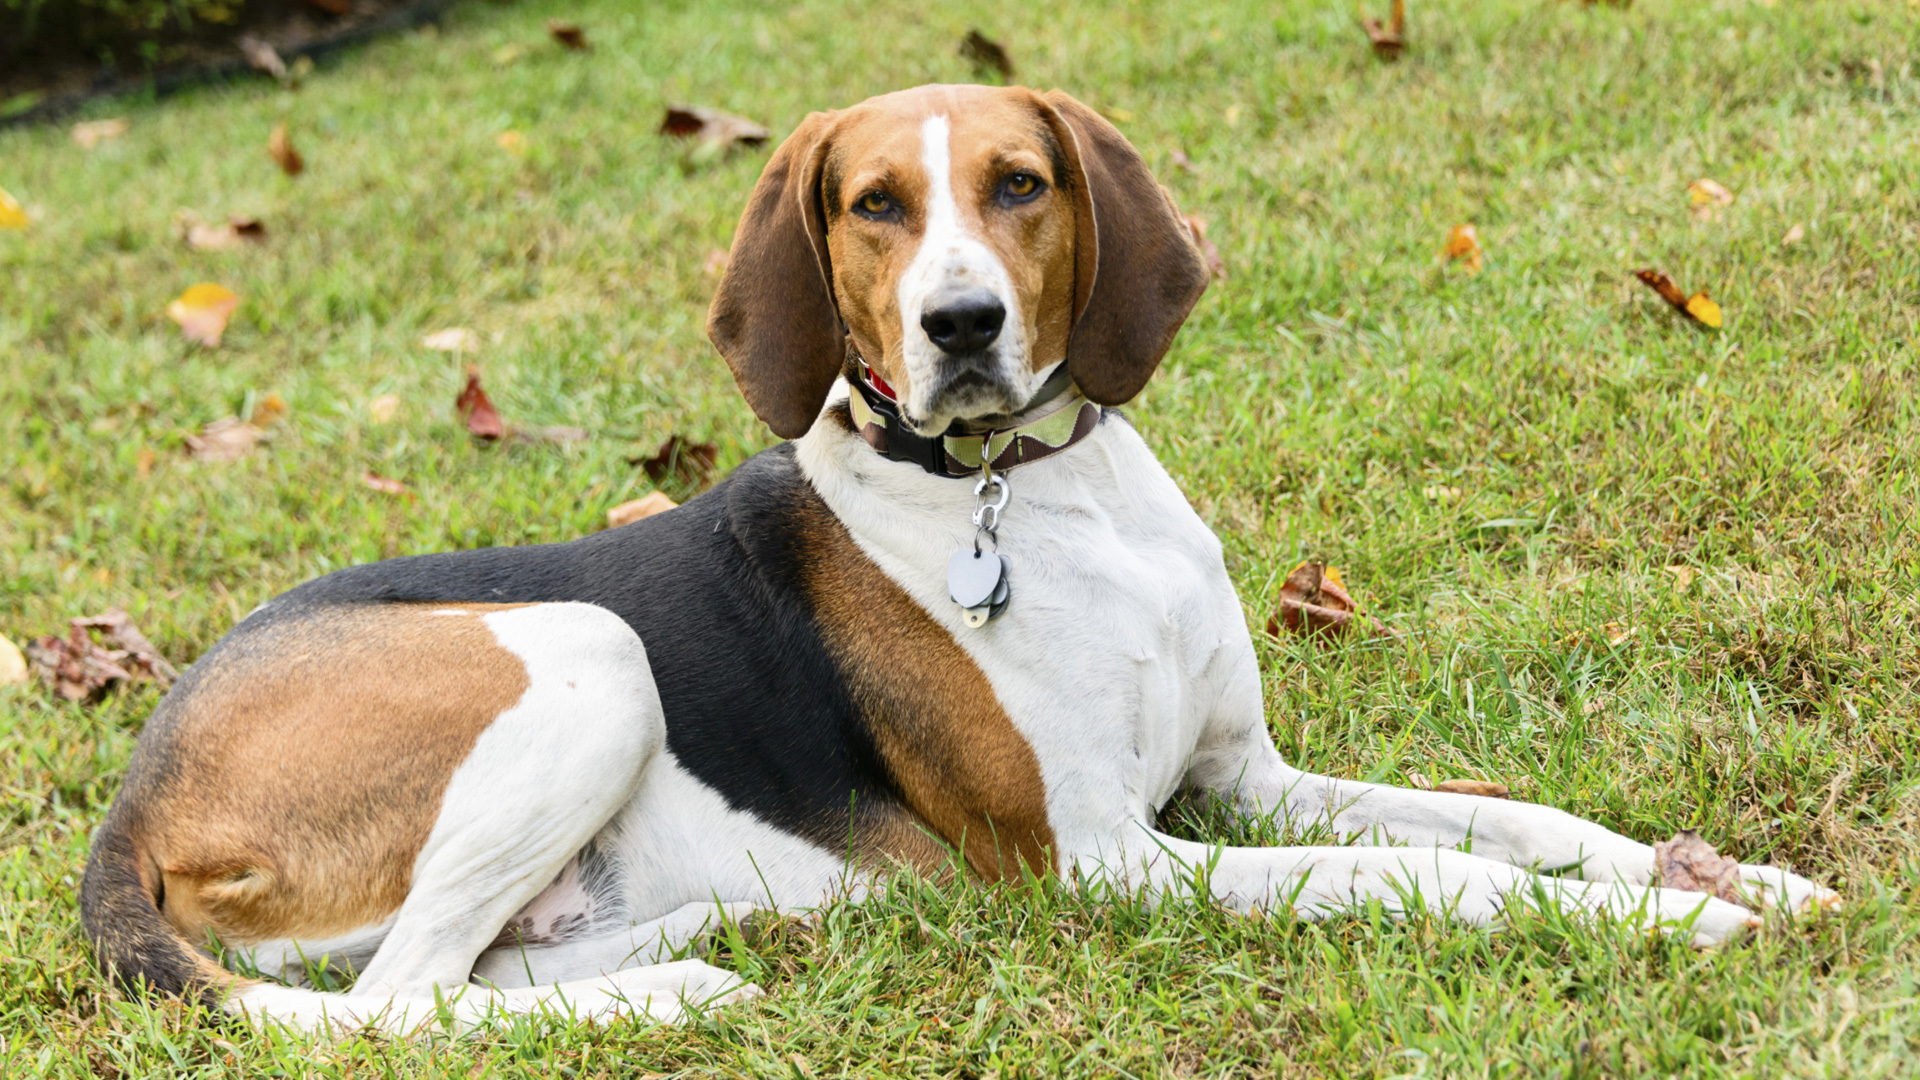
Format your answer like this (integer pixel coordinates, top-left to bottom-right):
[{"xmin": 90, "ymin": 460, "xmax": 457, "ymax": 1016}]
[{"xmin": 846, "ymin": 362, "xmax": 1102, "ymax": 478}]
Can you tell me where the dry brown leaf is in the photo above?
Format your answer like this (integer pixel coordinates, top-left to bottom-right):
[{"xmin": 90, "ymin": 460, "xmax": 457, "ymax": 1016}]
[
  {"xmin": 1266, "ymin": 562, "xmax": 1357, "ymax": 641},
  {"xmin": 268, "ymin": 123, "xmax": 304, "ymax": 176},
  {"xmin": 1361, "ymin": 0, "xmax": 1406, "ymax": 59},
  {"xmin": 26, "ymin": 609, "xmax": 177, "ymax": 702},
  {"xmin": 1434, "ymin": 779, "xmax": 1510, "ymax": 798},
  {"xmin": 179, "ymin": 213, "xmax": 267, "ymax": 251},
  {"xmin": 1687, "ymin": 178, "xmax": 1734, "ymax": 221},
  {"xmin": 422, "ymin": 327, "xmax": 479, "ymax": 352},
  {"xmin": 1406, "ymin": 770, "xmax": 1432, "ymax": 790},
  {"xmin": 960, "ymin": 29, "xmax": 1014, "ymax": 80},
  {"xmin": 250, "ymin": 393, "xmax": 289, "ymax": 427},
  {"xmin": 660, "ymin": 106, "xmax": 771, "ymax": 159},
  {"xmin": 1654, "ymin": 830, "xmax": 1745, "ymax": 905},
  {"xmin": 607, "ymin": 491, "xmax": 678, "ymax": 529},
  {"xmin": 0, "ymin": 634, "xmax": 27, "ymax": 688},
  {"xmin": 1185, "ymin": 215, "xmax": 1226, "ymax": 281},
  {"xmin": 1634, "ymin": 268, "xmax": 1722, "ymax": 329},
  {"xmin": 186, "ymin": 417, "xmax": 266, "ymax": 462},
  {"xmin": 1442, "ymin": 223, "xmax": 1483, "ymax": 274},
  {"xmin": 456, "ymin": 367, "xmax": 505, "ymax": 440},
  {"xmin": 71, "ymin": 118, "xmax": 129, "ymax": 148},
  {"xmin": 1781, "ymin": 222, "xmax": 1806, "ymax": 247},
  {"xmin": 135, "ymin": 448, "xmax": 157, "ymax": 478},
  {"xmin": 239, "ymin": 35, "xmax": 291, "ymax": 86},
  {"xmin": 548, "ymin": 20, "xmax": 591, "ymax": 50},
  {"xmin": 0, "ymin": 186, "xmax": 27, "ymax": 230},
  {"xmin": 167, "ymin": 283, "xmax": 241, "ymax": 346},
  {"xmin": 367, "ymin": 394, "xmax": 401, "ymax": 423},
  {"xmin": 361, "ymin": 471, "xmax": 412, "ymax": 497},
  {"xmin": 633, "ymin": 435, "xmax": 720, "ymax": 487}
]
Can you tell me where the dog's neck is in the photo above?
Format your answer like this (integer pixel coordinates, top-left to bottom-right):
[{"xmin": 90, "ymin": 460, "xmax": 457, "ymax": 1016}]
[{"xmin": 842, "ymin": 358, "xmax": 1100, "ymax": 479}]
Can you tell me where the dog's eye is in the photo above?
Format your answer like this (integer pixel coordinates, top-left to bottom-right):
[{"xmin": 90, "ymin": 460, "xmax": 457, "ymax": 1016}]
[
  {"xmin": 856, "ymin": 191, "xmax": 893, "ymax": 217},
  {"xmin": 1000, "ymin": 172, "xmax": 1044, "ymax": 203}
]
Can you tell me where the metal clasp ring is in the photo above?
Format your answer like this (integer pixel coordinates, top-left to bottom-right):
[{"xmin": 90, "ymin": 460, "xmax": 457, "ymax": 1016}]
[{"xmin": 972, "ymin": 472, "xmax": 1011, "ymax": 533}]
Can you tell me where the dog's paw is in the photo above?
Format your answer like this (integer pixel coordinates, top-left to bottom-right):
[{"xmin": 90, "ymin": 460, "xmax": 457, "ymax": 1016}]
[{"xmin": 1738, "ymin": 864, "xmax": 1840, "ymax": 914}]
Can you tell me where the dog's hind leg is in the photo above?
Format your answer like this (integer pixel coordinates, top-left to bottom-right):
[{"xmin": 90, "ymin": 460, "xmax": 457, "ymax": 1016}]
[
  {"xmin": 228, "ymin": 604, "xmax": 752, "ymax": 1030},
  {"xmin": 471, "ymin": 899, "xmax": 766, "ymax": 989}
]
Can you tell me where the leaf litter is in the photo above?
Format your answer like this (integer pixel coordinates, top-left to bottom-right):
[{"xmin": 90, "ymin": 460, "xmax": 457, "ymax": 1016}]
[
  {"xmin": 0, "ymin": 187, "xmax": 29, "ymax": 229},
  {"xmin": 632, "ymin": 435, "xmax": 719, "ymax": 487},
  {"xmin": 268, "ymin": 123, "xmax": 305, "ymax": 176},
  {"xmin": 26, "ymin": 609, "xmax": 178, "ymax": 702},
  {"xmin": 186, "ymin": 394, "xmax": 288, "ymax": 462},
  {"xmin": 176, "ymin": 213, "xmax": 266, "ymax": 252},
  {"xmin": 167, "ymin": 283, "xmax": 241, "ymax": 346},
  {"xmin": 1442, "ymin": 223, "xmax": 1483, "ymax": 274},
  {"xmin": 1267, "ymin": 562, "xmax": 1358, "ymax": 641},
  {"xmin": 548, "ymin": 21, "xmax": 591, "ymax": 51},
  {"xmin": 660, "ymin": 106, "xmax": 769, "ymax": 165},
  {"xmin": 455, "ymin": 367, "xmax": 505, "ymax": 440},
  {"xmin": 1361, "ymin": 0, "xmax": 1406, "ymax": 59},
  {"xmin": 1635, "ymin": 268, "xmax": 1722, "ymax": 329},
  {"xmin": 960, "ymin": 30, "xmax": 1014, "ymax": 81}
]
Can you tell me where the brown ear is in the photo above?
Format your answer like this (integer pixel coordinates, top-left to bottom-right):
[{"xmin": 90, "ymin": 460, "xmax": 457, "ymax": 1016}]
[
  {"xmin": 707, "ymin": 112, "xmax": 844, "ymax": 439},
  {"xmin": 1040, "ymin": 91, "xmax": 1210, "ymax": 407}
]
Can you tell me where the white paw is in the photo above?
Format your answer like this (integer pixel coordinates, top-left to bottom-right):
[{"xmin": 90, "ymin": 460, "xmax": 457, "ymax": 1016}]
[
  {"xmin": 1654, "ymin": 889, "xmax": 1760, "ymax": 947},
  {"xmin": 1738, "ymin": 864, "xmax": 1841, "ymax": 913}
]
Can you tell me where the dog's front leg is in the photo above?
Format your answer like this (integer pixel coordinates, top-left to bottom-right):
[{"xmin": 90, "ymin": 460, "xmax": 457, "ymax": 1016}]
[
  {"xmin": 1065, "ymin": 827, "xmax": 1761, "ymax": 946},
  {"xmin": 1183, "ymin": 657, "xmax": 1834, "ymax": 912}
]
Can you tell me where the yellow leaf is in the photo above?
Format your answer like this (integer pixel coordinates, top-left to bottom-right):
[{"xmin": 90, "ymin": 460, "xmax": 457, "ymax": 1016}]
[
  {"xmin": 1687, "ymin": 178, "xmax": 1733, "ymax": 206},
  {"xmin": 1684, "ymin": 292, "xmax": 1722, "ymax": 329},
  {"xmin": 0, "ymin": 187, "xmax": 26, "ymax": 230},
  {"xmin": 1442, "ymin": 223, "xmax": 1483, "ymax": 274},
  {"xmin": 167, "ymin": 283, "xmax": 241, "ymax": 346}
]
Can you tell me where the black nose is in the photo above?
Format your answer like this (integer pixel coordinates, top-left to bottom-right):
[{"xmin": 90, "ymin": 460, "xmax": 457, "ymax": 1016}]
[{"xmin": 920, "ymin": 295, "xmax": 1006, "ymax": 355}]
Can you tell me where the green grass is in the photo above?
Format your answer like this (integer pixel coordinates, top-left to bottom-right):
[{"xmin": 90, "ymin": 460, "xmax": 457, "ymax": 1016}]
[{"xmin": 3, "ymin": 0, "xmax": 1919, "ymax": 1074}]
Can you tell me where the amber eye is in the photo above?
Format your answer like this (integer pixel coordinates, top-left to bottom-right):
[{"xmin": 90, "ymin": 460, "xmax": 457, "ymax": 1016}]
[
  {"xmin": 1006, "ymin": 173, "xmax": 1038, "ymax": 197},
  {"xmin": 856, "ymin": 191, "xmax": 893, "ymax": 216}
]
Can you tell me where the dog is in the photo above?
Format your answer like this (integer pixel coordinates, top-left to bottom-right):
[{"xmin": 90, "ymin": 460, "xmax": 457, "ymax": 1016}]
[{"xmin": 81, "ymin": 84, "xmax": 1833, "ymax": 1033}]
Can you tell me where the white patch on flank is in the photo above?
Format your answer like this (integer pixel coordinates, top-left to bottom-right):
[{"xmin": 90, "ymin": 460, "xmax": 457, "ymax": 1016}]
[{"xmin": 893, "ymin": 113, "xmax": 1038, "ymax": 433}]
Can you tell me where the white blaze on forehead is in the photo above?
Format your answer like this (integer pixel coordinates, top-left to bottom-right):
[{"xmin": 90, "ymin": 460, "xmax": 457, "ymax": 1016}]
[{"xmin": 894, "ymin": 113, "xmax": 1030, "ymax": 428}]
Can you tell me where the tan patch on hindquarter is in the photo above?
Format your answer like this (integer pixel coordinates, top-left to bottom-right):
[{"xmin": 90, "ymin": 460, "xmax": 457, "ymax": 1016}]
[
  {"xmin": 793, "ymin": 498, "xmax": 1055, "ymax": 880},
  {"xmin": 135, "ymin": 604, "xmax": 530, "ymax": 946},
  {"xmin": 822, "ymin": 85, "xmax": 1081, "ymax": 402}
]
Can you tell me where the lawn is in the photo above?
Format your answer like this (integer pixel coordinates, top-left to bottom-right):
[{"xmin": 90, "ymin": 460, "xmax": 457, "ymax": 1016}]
[{"xmin": 3, "ymin": 0, "xmax": 1918, "ymax": 1075}]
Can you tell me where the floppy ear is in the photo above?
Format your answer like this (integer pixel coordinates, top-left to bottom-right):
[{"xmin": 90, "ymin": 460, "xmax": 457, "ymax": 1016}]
[
  {"xmin": 1040, "ymin": 90, "xmax": 1210, "ymax": 407},
  {"xmin": 707, "ymin": 111, "xmax": 844, "ymax": 439}
]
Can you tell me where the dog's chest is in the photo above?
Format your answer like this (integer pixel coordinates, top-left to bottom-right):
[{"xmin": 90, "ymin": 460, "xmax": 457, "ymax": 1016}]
[{"xmin": 798, "ymin": 412, "xmax": 1252, "ymax": 842}]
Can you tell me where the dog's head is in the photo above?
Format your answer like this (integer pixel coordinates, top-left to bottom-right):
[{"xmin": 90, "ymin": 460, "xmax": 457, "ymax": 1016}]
[{"xmin": 709, "ymin": 84, "xmax": 1210, "ymax": 439}]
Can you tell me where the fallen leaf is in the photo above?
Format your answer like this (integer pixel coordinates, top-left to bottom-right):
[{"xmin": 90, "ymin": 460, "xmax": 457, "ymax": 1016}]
[
  {"xmin": 186, "ymin": 417, "xmax": 266, "ymax": 462},
  {"xmin": 702, "ymin": 248, "xmax": 730, "ymax": 278},
  {"xmin": 239, "ymin": 35, "xmax": 291, "ymax": 87},
  {"xmin": 1184, "ymin": 215, "xmax": 1226, "ymax": 280},
  {"xmin": 167, "ymin": 283, "xmax": 241, "ymax": 346},
  {"xmin": 302, "ymin": 0, "xmax": 352, "ymax": 13},
  {"xmin": 496, "ymin": 130, "xmax": 528, "ymax": 156},
  {"xmin": 660, "ymin": 106, "xmax": 770, "ymax": 161},
  {"xmin": 268, "ymin": 123, "xmax": 304, "ymax": 176},
  {"xmin": 178, "ymin": 212, "xmax": 266, "ymax": 251},
  {"xmin": 548, "ymin": 20, "xmax": 591, "ymax": 50},
  {"xmin": 0, "ymin": 186, "xmax": 26, "ymax": 229},
  {"xmin": 1687, "ymin": 177, "xmax": 1734, "ymax": 220},
  {"xmin": 1663, "ymin": 565, "xmax": 1696, "ymax": 592},
  {"xmin": 1406, "ymin": 770, "xmax": 1432, "ymax": 790},
  {"xmin": 456, "ymin": 367, "xmax": 505, "ymax": 440},
  {"xmin": 135, "ymin": 447, "xmax": 157, "ymax": 478},
  {"xmin": 1781, "ymin": 222, "xmax": 1806, "ymax": 246},
  {"xmin": 959, "ymin": 29, "xmax": 1014, "ymax": 80},
  {"xmin": 607, "ymin": 491, "xmax": 678, "ymax": 529},
  {"xmin": 367, "ymin": 394, "xmax": 401, "ymax": 423},
  {"xmin": 26, "ymin": 609, "xmax": 177, "ymax": 702},
  {"xmin": 632, "ymin": 435, "xmax": 719, "ymax": 487},
  {"xmin": 1266, "ymin": 562, "xmax": 1357, "ymax": 641},
  {"xmin": 1634, "ymin": 269, "xmax": 1721, "ymax": 329},
  {"xmin": 1361, "ymin": 0, "xmax": 1406, "ymax": 59},
  {"xmin": 361, "ymin": 471, "xmax": 412, "ymax": 497},
  {"xmin": 249, "ymin": 393, "xmax": 289, "ymax": 427},
  {"xmin": 1442, "ymin": 223, "xmax": 1483, "ymax": 274},
  {"xmin": 0, "ymin": 635, "xmax": 27, "ymax": 687},
  {"xmin": 422, "ymin": 327, "xmax": 479, "ymax": 352},
  {"xmin": 1654, "ymin": 830, "xmax": 1744, "ymax": 905},
  {"xmin": 71, "ymin": 118, "xmax": 129, "ymax": 148},
  {"xmin": 1434, "ymin": 779, "xmax": 1510, "ymax": 798}
]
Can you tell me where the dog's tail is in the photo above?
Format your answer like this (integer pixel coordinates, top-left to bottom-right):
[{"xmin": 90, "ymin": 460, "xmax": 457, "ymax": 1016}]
[{"xmin": 80, "ymin": 805, "xmax": 247, "ymax": 1009}]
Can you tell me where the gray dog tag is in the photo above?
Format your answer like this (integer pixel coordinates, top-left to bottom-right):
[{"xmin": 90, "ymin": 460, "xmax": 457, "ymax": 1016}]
[{"xmin": 949, "ymin": 549, "xmax": 1011, "ymax": 627}]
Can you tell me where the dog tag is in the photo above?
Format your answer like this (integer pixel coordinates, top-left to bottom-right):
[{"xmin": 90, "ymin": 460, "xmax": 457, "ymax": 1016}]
[
  {"xmin": 951, "ymin": 551, "xmax": 1012, "ymax": 627},
  {"xmin": 948, "ymin": 548, "xmax": 1003, "ymax": 609}
]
